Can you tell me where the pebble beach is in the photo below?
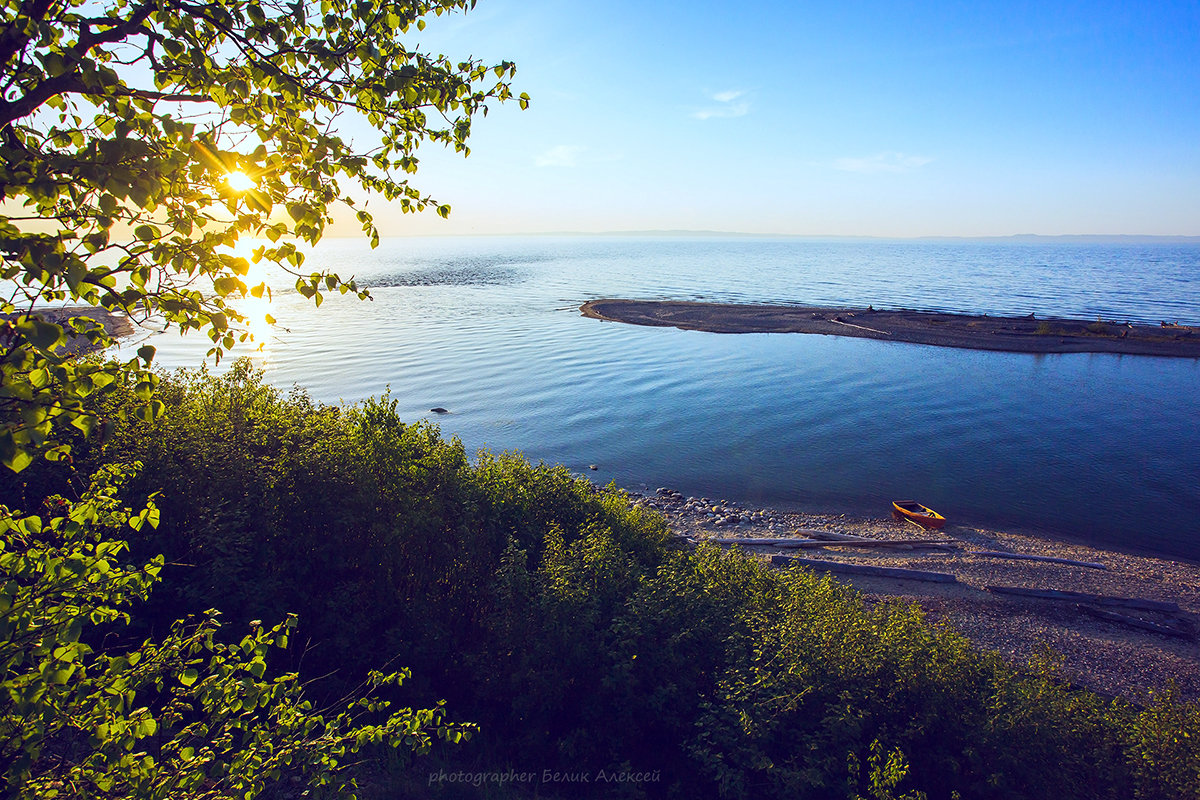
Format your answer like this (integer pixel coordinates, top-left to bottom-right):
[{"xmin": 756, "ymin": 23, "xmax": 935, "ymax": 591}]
[{"xmin": 632, "ymin": 487, "xmax": 1200, "ymax": 703}]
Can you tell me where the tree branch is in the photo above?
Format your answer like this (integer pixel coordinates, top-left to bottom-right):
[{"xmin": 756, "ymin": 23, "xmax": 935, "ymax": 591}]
[
  {"xmin": 0, "ymin": 0, "xmax": 158, "ymax": 128},
  {"xmin": 109, "ymin": 87, "xmax": 210, "ymax": 103},
  {"xmin": 0, "ymin": 0, "xmax": 62, "ymax": 69}
]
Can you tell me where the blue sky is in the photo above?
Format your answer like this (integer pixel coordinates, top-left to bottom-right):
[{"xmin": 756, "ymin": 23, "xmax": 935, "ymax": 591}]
[{"xmin": 356, "ymin": 0, "xmax": 1200, "ymax": 237}]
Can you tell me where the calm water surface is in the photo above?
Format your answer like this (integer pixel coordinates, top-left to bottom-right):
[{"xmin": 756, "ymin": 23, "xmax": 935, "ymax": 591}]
[{"xmin": 132, "ymin": 237, "xmax": 1200, "ymax": 560}]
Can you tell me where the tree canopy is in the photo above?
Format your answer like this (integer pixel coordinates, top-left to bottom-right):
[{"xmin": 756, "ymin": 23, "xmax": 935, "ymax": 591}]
[
  {"xmin": 1, "ymin": 0, "xmax": 526, "ymax": 470},
  {"xmin": 1, "ymin": 2, "xmax": 519, "ymax": 796}
]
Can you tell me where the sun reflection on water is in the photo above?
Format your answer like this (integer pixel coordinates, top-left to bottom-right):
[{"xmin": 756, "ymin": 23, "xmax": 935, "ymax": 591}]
[{"xmin": 226, "ymin": 237, "xmax": 276, "ymax": 359}]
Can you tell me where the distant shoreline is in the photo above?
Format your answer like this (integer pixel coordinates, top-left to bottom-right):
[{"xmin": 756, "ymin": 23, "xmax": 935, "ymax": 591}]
[
  {"xmin": 360, "ymin": 231, "xmax": 1200, "ymax": 243},
  {"xmin": 580, "ymin": 299, "xmax": 1200, "ymax": 357}
]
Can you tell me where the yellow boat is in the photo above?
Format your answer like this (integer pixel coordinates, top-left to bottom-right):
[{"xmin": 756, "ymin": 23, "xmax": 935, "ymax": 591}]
[{"xmin": 891, "ymin": 500, "xmax": 946, "ymax": 530}]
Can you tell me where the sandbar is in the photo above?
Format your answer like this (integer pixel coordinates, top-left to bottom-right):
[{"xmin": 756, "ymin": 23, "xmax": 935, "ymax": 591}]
[{"xmin": 580, "ymin": 299, "xmax": 1200, "ymax": 357}]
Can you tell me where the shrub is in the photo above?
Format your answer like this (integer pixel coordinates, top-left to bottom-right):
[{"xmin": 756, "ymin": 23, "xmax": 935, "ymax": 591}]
[{"xmin": 0, "ymin": 467, "xmax": 468, "ymax": 800}]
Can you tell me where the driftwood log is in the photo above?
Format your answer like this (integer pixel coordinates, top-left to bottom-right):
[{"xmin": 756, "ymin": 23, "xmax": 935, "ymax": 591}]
[
  {"xmin": 806, "ymin": 530, "xmax": 908, "ymax": 550},
  {"xmin": 985, "ymin": 585, "xmax": 1180, "ymax": 613},
  {"xmin": 772, "ymin": 555, "xmax": 958, "ymax": 583},
  {"xmin": 830, "ymin": 317, "xmax": 890, "ymax": 335},
  {"xmin": 707, "ymin": 537, "xmax": 822, "ymax": 547},
  {"xmin": 1077, "ymin": 605, "xmax": 1192, "ymax": 639},
  {"xmin": 802, "ymin": 529, "xmax": 923, "ymax": 550},
  {"xmin": 783, "ymin": 538, "xmax": 955, "ymax": 550},
  {"xmin": 712, "ymin": 537, "xmax": 954, "ymax": 550},
  {"xmin": 800, "ymin": 530, "xmax": 874, "ymax": 541},
  {"xmin": 968, "ymin": 550, "xmax": 1107, "ymax": 570}
]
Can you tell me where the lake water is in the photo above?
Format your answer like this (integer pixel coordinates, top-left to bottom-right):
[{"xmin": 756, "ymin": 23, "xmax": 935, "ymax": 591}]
[{"xmin": 131, "ymin": 236, "xmax": 1200, "ymax": 560}]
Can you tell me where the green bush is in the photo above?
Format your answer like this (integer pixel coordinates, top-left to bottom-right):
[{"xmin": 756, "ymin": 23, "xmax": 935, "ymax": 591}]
[{"xmin": 0, "ymin": 466, "xmax": 468, "ymax": 800}]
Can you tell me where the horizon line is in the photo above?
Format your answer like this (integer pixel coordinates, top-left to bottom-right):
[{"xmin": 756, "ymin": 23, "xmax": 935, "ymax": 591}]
[{"xmin": 357, "ymin": 229, "xmax": 1200, "ymax": 242}]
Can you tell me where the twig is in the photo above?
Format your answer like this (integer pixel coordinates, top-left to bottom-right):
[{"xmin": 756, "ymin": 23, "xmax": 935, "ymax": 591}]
[{"xmin": 831, "ymin": 316, "xmax": 890, "ymax": 335}]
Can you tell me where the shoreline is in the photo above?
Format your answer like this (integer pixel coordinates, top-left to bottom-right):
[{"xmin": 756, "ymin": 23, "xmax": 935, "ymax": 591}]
[
  {"xmin": 580, "ymin": 299, "xmax": 1200, "ymax": 357},
  {"xmin": 630, "ymin": 487, "xmax": 1200, "ymax": 702},
  {"xmin": 3, "ymin": 307, "xmax": 135, "ymax": 355}
]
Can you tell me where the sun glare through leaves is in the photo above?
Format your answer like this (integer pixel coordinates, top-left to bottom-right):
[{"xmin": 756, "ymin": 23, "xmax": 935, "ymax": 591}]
[{"xmin": 225, "ymin": 171, "xmax": 256, "ymax": 193}]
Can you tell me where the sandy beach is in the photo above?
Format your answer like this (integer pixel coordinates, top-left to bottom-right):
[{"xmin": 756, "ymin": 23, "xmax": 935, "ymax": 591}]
[
  {"xmin": 581, "ymin": 299, "xmax": 1200, "ymax": 357},
  {"xmin": 632, "ymin": 487, "xmax": 1200, "ymax": 703}
]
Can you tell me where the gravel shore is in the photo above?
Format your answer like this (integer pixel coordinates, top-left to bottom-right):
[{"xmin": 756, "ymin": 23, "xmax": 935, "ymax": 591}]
[{"xmin": 632, "ymin": 487, "xmax": 1200, "ymax": 703}]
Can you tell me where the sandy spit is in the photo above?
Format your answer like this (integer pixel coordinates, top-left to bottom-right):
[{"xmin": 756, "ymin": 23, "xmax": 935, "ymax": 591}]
[{"xmin": 581, "ymin": 299, "xmax": 1200, "ymax": 358}]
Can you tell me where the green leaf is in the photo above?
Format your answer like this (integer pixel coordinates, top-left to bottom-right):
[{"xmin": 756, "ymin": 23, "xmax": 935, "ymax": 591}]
[
  {"xmin": 1, "ymin": 436, "xmax": 33, "ymax": 473},
  {"xmin": 28, "ymin": 368, "xmax": 51, "ymax": 389},
  {"xmin": 214, "ymin": 276, "xmax": 243, "ymax": 296},
  {"xmin": 18, "ymin": 319, "xmax": 66, "ymax": 351}
]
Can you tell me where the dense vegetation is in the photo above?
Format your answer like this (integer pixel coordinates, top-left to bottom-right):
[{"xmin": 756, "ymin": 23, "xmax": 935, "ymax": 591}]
[{"xmin": 6, "ymin": 361, "xmax": 1198, "ymax": 799}]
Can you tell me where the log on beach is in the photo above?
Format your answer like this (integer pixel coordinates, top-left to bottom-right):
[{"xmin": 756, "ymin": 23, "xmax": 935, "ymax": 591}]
[
  {"xmin": 772, "ymin": 555, "xmax": 959, "ymax": 583},
  {"xmin": 707, "ymin": 537, "xmax": 820, "ymax": 547},
  {"xmin": 798, "ymin": 530, "xmax": 874, "ymax": 541},
  {"xmin": 712, "ymin": 537, "xmax": 955, "ymax": 550},
  {"xmin": 1078, "ymin": 605, "xmax": 1193, "ymax": 639},
  {"xmin": 969, "ymin": 550, "xmax": 1108, "ymax": 570},
  {"xmin": 985, "ymin": 585, "xmax": 1180, "ymax": 613},
  {"xmin": 804, "ymin": 528, "xmax": 953, "ymax": 552},
  {"xmin": 783, "ymin": 537, "xmax": 955, "ymax": 550}
]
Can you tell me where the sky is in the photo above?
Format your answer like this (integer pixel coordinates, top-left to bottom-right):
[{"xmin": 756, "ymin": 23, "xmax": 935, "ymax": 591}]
[{"xmin": 344, "ymin": 0, "xmax": 1200, "ymax": 237}]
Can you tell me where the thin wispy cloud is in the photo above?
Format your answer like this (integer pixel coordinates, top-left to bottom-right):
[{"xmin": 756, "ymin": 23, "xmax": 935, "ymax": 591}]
[
  {"xmin": 692, "ymin": 90, "xmax": 750, "ymax": 120},
  {"xmin": 535, "ymin": 145, "xmax": 585, "ymax": 168},
  {"xmin": 832, "ymin": 152, "xmax": 934, "ymax": 174}
]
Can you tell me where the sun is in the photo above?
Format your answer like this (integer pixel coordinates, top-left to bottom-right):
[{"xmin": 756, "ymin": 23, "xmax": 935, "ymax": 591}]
[{"xmin": 225, "ymin": 171, "xmax": 256, "ymax": 192}]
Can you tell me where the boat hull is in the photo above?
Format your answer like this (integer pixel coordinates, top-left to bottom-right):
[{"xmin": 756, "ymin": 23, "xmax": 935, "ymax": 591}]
[{"xmin": 892, "ymin": 500, "xmax": 946, "ymax": 530}]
